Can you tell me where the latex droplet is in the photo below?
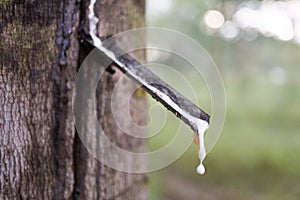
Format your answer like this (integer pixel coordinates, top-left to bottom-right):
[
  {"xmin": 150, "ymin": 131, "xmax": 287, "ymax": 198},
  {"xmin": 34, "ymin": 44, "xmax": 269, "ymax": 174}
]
[{"xmin": 197, "ymin": 163, "xmax": 205, "ymax": 175}]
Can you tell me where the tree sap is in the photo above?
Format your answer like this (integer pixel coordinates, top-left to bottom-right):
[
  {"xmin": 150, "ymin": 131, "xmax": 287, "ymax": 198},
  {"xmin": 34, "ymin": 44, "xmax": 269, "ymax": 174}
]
[{"xmin": 193, "ymin": 120, "xmax": 209, "ymax": 175}]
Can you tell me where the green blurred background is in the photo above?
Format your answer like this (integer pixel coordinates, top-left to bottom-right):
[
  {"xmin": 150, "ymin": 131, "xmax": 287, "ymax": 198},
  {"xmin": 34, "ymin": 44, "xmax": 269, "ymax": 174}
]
[{"xmin": 145, "ymin": 0, "xmax": 300, "ymax": 199}]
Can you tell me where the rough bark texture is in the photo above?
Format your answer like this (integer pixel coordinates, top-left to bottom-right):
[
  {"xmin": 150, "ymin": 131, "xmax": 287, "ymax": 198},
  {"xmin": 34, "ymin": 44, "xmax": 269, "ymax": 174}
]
[{"xmin": 0, "ymin": 0, "xmax": 147, "ymax": 199}]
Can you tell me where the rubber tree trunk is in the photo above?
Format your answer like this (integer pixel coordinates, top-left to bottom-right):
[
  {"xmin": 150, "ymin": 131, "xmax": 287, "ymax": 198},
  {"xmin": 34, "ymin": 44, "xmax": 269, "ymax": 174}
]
[{"xmin": 0, "ymin": 0, "xmax": 147, "ymax": 199}]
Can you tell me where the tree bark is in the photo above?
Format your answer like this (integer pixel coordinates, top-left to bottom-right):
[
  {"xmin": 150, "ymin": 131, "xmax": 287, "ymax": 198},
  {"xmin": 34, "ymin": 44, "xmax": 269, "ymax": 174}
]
[{"xmin": 0, "ymin": 0, "xmax": 147, "ymax": 199}]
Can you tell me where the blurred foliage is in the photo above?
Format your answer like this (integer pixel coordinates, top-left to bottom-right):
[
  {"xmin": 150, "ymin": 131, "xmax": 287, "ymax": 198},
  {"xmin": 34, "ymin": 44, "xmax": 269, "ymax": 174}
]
[{"xmin": 146, "ymin": 0, "xmax": 300, "ymax": 199}]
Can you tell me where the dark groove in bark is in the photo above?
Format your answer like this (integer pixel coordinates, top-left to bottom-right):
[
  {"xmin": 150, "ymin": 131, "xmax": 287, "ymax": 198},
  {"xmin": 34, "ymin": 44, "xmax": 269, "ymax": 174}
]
[{"xmin": 72, "ymin": 0, "xmax": 86, "ymax": 198}]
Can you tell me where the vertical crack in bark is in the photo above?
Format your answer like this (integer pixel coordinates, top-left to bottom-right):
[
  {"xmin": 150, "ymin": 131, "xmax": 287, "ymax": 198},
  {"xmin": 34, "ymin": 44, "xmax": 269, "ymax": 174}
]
[
  {"xmin": 52, "ymin": 0, "xmax": 79, "ymax": 198},
  {"xmin": 73, "ymin": 0, "xmax": 90, "ymax": 198}
]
